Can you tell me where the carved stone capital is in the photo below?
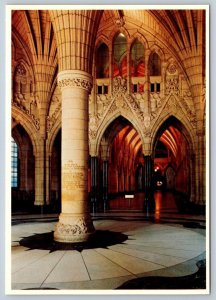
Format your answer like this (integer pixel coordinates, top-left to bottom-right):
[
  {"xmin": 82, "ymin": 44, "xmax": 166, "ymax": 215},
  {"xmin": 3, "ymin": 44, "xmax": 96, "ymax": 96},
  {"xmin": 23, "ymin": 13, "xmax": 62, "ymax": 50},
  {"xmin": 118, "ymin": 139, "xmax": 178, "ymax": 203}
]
[
  {"xmin": 54, "ymin": 214, "xmax": 95, "ymax": 243},
  {"xmin": 58, "ymin": 70, "xmax": 93, "ymax": 93}
]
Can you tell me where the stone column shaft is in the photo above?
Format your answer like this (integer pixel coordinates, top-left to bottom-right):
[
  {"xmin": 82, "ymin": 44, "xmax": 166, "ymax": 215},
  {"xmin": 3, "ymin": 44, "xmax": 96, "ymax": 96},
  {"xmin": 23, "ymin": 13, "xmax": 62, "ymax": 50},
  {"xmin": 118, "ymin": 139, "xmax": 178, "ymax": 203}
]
[
  {"xmin": 102, "ymin": 160, "xmax": 109, "ymax": 211},
  {"xmin": 54, "ymin": 70, "xmax": 95, "ymax": 243},
  {"xmin": 90, "ymin": 156, "xmax": 99, "ymax": 213},
  {"xmin": 143, "ymin": 155, "xmax": 155, "ymax": 212},
  {"xmin": 34, "ymin": 141, "xmax": 45, "ymax": 206}
]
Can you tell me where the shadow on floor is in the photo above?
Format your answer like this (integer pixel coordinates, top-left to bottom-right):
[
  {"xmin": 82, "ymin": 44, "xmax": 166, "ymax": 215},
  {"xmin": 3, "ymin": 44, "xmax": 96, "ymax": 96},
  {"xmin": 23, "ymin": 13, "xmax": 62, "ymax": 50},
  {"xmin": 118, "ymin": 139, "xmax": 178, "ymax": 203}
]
[
  {"xmin": 18, "ymin": 230, "xmax": 128, "ymax": 253},
  {"xmin": 116, "ymin": 260, "xmax": 206, "ymax": 290}
]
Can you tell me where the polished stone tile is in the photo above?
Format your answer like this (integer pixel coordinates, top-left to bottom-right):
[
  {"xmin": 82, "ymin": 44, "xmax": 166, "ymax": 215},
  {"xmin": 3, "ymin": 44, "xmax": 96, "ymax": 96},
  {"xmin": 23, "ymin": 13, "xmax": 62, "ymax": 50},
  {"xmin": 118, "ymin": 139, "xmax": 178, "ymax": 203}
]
[
  {"xmin": 12, "ymin": 251, "xmax": 65, "ymax": 284},
  {"xmin": 108, "ymin": 245, "xmax": 188, "ymax": 267},
  {"xmin": 44, "ymin": 251, "xmax": 90, "ymax": 283},
  {"xmin": 96, "ymin": 248, "xmax": 164, "ymax": 275},
  {"xmin": 12, "ymin": 248, "xmax": 50, "ymax": 273},
  {"xmin": 82, "ymin": 249, "xmax": 131, "ymax": 280}
]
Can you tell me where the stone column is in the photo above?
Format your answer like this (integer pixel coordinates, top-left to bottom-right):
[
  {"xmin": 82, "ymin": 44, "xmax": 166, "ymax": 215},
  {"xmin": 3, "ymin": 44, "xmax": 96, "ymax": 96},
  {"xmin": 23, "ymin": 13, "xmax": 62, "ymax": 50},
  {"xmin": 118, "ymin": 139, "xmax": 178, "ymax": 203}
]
[
  {"xmin": 34, "ymin": 139, "xmax": 45, "ymax": 206},
  {"xmin": 90, "ymin": 156, "xmax": 99, "ymax": 213},
  {"xmin": 143, "ymin": 155, "xmax": 155, "ymax": 213},
  {"xmin": 54, "ymin": 70, "xmax": 95, "ymax": 243},
  {"xmin": 102, "ymin": 160, "xmax": 109, "ymax": 211}
]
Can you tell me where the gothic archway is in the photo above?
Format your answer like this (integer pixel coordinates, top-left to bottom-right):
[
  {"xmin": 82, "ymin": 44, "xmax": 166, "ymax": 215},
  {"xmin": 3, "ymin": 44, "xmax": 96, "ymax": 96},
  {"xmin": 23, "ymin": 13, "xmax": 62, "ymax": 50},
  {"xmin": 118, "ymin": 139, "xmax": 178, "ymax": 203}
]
[
  {"xmin": 93, "ymin": 115, "xmax": 145, "ymax": 211},
  {"xmin": 152, "ymin": 116, "xmax": 194, "ymax": 211},
  {"xmin": 49, "ymin": 129, "xmax": 61, "ymax": 212},
  {"xmin": 12, "ymin": 124, "xmax": 35, "ymax": 212}
]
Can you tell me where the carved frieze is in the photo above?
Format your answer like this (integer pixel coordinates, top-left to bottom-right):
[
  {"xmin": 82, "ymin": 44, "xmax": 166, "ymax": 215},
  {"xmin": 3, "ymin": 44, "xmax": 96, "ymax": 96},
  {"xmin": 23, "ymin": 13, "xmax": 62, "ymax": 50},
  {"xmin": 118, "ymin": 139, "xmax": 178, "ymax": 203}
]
[{"xmin": 58, "ymin": 77, "xmax": 92, "ymax": 92}]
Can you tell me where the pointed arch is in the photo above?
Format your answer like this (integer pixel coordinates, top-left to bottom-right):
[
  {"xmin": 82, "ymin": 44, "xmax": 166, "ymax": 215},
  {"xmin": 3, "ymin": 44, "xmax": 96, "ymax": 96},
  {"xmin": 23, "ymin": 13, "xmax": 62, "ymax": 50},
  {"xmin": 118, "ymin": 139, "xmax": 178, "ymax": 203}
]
[
  {"xmin": 12, "ymin": 107, "xmax": 39, "ymax": 155},
  {"xmin": 95, "ymin": 111, "xmax": 145, "ymax": 157},
  {"xmin": 151, "ymin": 115, "xmax": 195, "ymax": 156}
]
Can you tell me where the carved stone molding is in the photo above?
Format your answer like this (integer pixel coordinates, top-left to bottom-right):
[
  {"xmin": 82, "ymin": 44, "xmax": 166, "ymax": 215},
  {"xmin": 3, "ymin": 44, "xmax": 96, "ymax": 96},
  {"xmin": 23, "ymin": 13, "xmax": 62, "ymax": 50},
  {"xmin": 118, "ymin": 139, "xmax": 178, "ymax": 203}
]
[
  {"xmin": 47, "ymin": 104, "xmax": 61, "ymax": 132},
  {"xmin": 12, "ymin": 96, "xmax": 40, "ymax": 131},
  {"xmin": 58, "ymin": 78, "xmax": 92, "ymax": 92},
  {"xmin": 54, "ymin": 214, "xmax": 95, "ymax": 243},
  {"xmin": 58, "ymin": 70, "xmax": 92, "ymax": 93}
]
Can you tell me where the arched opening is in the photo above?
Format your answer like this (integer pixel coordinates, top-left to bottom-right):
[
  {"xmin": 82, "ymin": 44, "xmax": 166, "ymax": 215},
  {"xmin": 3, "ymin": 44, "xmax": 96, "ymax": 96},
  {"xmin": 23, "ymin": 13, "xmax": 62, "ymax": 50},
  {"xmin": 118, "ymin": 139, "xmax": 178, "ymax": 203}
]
[
  {"xmin": 96, "ymin": 42, "xmax": 109, "ymax": 78},
  {"xmin": 130, "ymin": 39, "xmax": 145, "ymax": 93},
  {"xmin": 11, "ymin": 124, "xmax": 35, "ymax": 212},
  {"xmin": 149, "ymin": 52, "xmax": 161, "ymax": 76},
  {"xmin": 113, "ymin": 33, "xmax": 127, "ymax": 78},
  {"xmin": 97, "ymin": 116, "xmax": 145, "ymax": 210},
  {"xmin": 153, "ymin": 116, "xmax": 193, "ymax": 213},
  {"xmin": 49, "ymin": 129, "xmax": 61, "ymax": 212}
]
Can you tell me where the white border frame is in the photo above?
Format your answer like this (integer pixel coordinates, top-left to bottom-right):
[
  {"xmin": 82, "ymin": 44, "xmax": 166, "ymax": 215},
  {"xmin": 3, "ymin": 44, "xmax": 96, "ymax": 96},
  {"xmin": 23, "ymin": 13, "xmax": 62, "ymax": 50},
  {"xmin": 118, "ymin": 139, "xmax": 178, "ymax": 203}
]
[{"xmin": 1, "ymin": 1, "xmax": 212, "ymax": 298}]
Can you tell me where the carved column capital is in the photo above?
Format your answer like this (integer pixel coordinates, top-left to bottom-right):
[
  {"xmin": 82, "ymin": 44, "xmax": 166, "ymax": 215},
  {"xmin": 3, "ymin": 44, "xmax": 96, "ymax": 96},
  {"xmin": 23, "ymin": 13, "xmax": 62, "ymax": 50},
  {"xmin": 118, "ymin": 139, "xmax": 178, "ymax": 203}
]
[{"xmin": 58, "ymin": 70, "xmax": 93, "ymax": 93}]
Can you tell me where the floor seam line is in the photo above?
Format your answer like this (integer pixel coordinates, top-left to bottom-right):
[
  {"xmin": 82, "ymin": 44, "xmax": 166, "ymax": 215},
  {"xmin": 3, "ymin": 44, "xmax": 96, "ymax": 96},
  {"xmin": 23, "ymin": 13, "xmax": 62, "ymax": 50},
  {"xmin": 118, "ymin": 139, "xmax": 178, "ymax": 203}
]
[
  {"xmin": 81, "ymin": 251, "xmax": 92, "ymax": 281},
  {"xmin": 12, "ymin": 250, "xmax": 51, "ymax": 275},
  {"xmin": 94, "ymin": 249, "xmax": 138, "ymax": 277},
  {"xmin": 106, "ymin": 247, "xmax": 166, "ymax": 268},
  {"xmin": 39, "ymin": 251, "xmax": 66, "ymax": 288}
]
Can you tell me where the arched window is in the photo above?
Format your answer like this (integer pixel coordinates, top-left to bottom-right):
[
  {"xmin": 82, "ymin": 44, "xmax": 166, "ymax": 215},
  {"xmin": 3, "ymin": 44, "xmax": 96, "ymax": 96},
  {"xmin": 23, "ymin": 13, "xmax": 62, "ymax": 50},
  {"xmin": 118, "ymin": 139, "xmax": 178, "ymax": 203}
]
[
  {"xmin": 11, "ymin": 137, "xmax": 18, "ymax": 188},
  {"xmin": 96, "ymin": 43, "xmax": 109, "ymax": 78},
  {"xmin": 131, "ymin": 39, "xmax": 145, "ymax": 77},
  {"xmin": 149, "ymin": 52, "xmax": 161, "ymax": 76},
  {"xmin": 113, "ymin": 33, "xmax": 127, "ymax": 77}
]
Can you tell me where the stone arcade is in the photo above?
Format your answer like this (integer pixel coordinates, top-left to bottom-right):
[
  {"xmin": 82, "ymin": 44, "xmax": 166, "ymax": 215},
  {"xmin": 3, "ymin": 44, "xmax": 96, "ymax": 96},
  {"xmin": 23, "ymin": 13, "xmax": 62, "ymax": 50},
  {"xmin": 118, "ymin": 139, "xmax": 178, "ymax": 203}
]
[{"xmin": 11, "ymin": 9, "xmax": 206, "ymax": 244}]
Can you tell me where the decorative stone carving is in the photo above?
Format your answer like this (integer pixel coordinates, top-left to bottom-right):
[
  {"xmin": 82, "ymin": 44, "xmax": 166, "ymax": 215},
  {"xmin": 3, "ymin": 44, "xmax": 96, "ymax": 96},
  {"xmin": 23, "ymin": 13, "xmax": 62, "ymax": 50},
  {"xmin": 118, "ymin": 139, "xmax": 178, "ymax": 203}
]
[
  {"xmin": 16, "ymin": 63, "xmax": 26, "ymax": 76},
  {"xmin": 113, "ymin": 76, "xmax": 127, "ymax": 93},
  {"xmin": 116, "ymin": 95, "xmax": 124, "ymax": 108},
  {"xmin": 144, "ymin": 116, "xmax": 150, "ymax": 128},
  {"xmin": 12, "ymin": 93, "xmax": 40, "ymax": 130},
  {"xmin": 166, "ymin": 76, "xmax": 179, "ymax": 95},
  {"xmin": 150, "ymin": 93, "xmax": 162, "ymax": 112},
  {"xmin": 54, "ymin": 216, "xmax": 95, "ymax": 242},
  {"xmin": 126, "ymin": 94, "xmax": 145, "ymax": 122},
  {"xmin": 58, "ymin": 77, "xmax": 92, "ymax": 92},
  {"xmin": 96, "ymin": 94, "xmax": 111, "ymax": 118},
  {"xmin": 167, "ymin": 63, "xmax": 177, "ymax": 75},
  {"xmin": 58, "ymin": 70, "xmax": 93, "ymax": 93},
  {"xmin": 47, "ymin": 96, "xmax": 61, "ymax": 132}
]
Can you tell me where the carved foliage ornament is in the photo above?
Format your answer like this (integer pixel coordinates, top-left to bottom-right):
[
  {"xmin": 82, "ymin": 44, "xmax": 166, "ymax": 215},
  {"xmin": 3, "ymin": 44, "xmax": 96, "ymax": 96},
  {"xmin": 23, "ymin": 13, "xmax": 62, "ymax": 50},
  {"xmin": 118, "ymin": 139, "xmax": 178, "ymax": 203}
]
[
  {"xmin": 55, "ymin": 217, "xmax": 95, "ymax": 236},
  {"xmin": 58, "ymin": 77, "xmax": 92, "ymax": 92}
]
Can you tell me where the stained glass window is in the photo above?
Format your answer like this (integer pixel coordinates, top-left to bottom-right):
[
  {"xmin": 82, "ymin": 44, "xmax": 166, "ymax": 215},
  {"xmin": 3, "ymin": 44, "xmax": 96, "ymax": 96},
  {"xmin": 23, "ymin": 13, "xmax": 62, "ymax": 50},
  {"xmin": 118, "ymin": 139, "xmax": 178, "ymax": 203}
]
[
  {"xmin": 113, "ymin": 33, "xmax": 127, "ymax": 77},
  {"xmin": 11, "ymin": 137, "xmax": 18, "ymax": 188},
  {"xmin": 131, "ymin": 39, "xmax": 145, "ymax": 77}
]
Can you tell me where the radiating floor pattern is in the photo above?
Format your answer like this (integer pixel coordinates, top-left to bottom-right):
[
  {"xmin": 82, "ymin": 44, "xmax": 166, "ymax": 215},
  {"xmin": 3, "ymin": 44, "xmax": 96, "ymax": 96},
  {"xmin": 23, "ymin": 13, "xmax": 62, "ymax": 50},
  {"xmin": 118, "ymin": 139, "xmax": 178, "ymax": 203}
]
[{"xmin": 11, "ymin": 216, "xmax": 206, "ymax": 291}]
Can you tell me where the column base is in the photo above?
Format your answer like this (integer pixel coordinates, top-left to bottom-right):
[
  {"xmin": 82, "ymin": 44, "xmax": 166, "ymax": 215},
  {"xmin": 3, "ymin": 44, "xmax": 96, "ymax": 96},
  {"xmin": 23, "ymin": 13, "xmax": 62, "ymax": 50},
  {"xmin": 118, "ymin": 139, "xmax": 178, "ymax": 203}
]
[{"xmin": 54, "ymin": 213, "xmax": 95, "ymax": 243}]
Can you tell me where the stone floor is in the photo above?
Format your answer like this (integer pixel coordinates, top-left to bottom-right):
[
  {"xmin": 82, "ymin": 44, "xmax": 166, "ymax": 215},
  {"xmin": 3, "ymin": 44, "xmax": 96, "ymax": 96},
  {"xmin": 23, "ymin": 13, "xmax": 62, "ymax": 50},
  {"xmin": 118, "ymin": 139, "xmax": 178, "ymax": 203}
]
[{"xmin": 11, "ymin": 210, "xmax": 206, "ymax": 293}]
